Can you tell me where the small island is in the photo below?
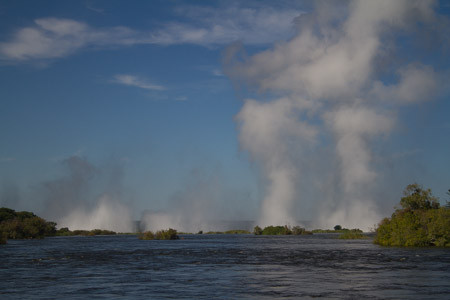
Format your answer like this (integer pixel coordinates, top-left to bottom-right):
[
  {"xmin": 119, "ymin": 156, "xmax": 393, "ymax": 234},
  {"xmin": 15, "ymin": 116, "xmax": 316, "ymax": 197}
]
[
  {"xmin": 139, "ymin": 228, "xmax": 179, "ymax": 240},
  {"xmin": 253, "ymin": 225, "xmax": 312, "ymax": 235}
]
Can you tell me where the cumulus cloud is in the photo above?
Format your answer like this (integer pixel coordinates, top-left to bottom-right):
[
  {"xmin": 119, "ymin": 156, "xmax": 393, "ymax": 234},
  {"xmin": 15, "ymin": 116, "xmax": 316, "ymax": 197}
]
[
  {"xmin": 225, "ymin": 0, "xmax": 445, "ymax": 230},
  {"xmin": 113, "ymin": 74, "xmax": 166, "ymax": 91},
  {"xmin": 0, "ymin": 4, "xmax": 302, "ymax": 63}
]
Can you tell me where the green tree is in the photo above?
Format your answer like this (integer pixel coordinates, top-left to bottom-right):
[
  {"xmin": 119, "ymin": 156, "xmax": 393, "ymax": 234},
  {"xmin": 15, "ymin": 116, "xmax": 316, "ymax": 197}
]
[
  {"xmin": 399, "ymin": 183, "xmax": 440, "ymax": 211},
  {"xmin": 0, "ymin": 207, "xmax": 59, "ymax": 241},
  {"xmin": 253, "ymin": 226, "xmax": 262, "ymax": 235},
  {"xmin": 334, "ymin": 225, "xmax": 342, "ymax": 231},
  {"xmin": 375, "ymin": 184, "xmax": 450, "ymax": 247}
]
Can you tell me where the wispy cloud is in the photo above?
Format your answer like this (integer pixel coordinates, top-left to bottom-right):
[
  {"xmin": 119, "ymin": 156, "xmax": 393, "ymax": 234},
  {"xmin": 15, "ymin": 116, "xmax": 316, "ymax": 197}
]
[
  {"xmin": 149, "ymin": 4, "xmax": 302, "ymax": 46},
  {"xmin": 0, "ymin": 18, "xmax": 140, "ymax": 62},
  {"xmin": 113, "ymin": 74, "xmax": 165, "ymax": 91},
  {"xmin": 0, "ymin": 4, "xmax": 303, "ymax": 63},
  {"xmin": 85, "ymin": 1, "xmax": 105, "ymax": 14}
]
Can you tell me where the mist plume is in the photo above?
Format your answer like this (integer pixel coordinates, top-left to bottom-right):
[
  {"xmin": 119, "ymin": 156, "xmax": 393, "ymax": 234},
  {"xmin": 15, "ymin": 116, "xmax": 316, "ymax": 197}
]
[
  {"xmin": 141, "ymin": 168, "xmax": 225, "ymax": 233},
  {"xmin": 225, "ymin": 0, "xmax": 447, "ymax": 229},
  {"xmin": 40, "ymin": 156, "xmax": 133, "ymax": 232}
]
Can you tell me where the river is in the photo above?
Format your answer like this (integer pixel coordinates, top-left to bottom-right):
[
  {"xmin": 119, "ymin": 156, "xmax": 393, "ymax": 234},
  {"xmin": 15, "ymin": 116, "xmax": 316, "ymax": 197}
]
[{"xmin": 1, "ymin": 234, "xmax": 449, "ymax": 299}]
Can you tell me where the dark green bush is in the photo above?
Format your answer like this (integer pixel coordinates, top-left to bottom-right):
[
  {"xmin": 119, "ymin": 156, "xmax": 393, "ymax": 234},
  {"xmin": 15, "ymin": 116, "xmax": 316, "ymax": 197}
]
[
  {"xmin": 139, "ymin": 231, "xmax": 155, "ymax": 240},
  {"xmin": 253, "ymin": 226, "xmax": 263, "ymax": 235},
  {"xmin": 334, "ymin": 225, "xmax": 342, "ymax": 231},
  {"xmin": 374, "ymin": 184, "xmax": 450, "ymax": 247},
  {"xmin": 253, "ymin": 225, "xmax": 312, "ymax": 235},
  {"xmin": 0, "ymin": 207, "xmax": 57, "ymax": 240},
  {"xmin": 338, "ymin": 231, "xmax": 366, "ymax": 239},
  {"xmin": 139, "ymin": 228, "xmax": 179, "ymax": 240},
  {"xmin": 155, "ymin": 228, "xmax": 179, "ymax": 240},
  {"xmin": 224, "ymin": 229, "xmax": 251, "ymax": 234},
  {"xmin": 292, "ymin": 226, "xmax": 313, "ymax": 235}
]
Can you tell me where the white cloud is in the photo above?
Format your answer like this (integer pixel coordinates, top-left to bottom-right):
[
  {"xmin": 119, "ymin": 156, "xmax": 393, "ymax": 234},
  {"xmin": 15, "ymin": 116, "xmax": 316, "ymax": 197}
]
[
  {"xmin": 113, "ymin": 74, "xmax": 165, "ymax": 91},
  {"xmin": 0, "ymin": 18, "xmax": 139, "ymax": 61},
  {"xmin": 151, "ymin": 4, "xmax": 302, "ymax": 46},
  {"xmin": 0, "ymin": 4, "xmax": 303, "ymax": 63}
]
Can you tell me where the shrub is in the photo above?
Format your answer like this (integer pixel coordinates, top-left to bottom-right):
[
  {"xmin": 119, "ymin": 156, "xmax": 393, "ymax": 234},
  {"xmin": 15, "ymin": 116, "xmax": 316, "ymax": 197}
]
[
  {"xmin": 292, "ymin": 226, "xmax": 313, "ymax": 235},
  {"xmin": 338, "ymin": 231, "xmax": 366, "ymax": 239},
  {"xmin": 155, "ymin": 228, "xmax": 179, "ymax": 240},
  {"xmin": 0, "ymin": 208, "xmax": 57, "ymax": 240},
  {"xmin": 224, "ymin": 229, "xmax": 251, "ymax": 234},
  {"xmin": 253, "ymin": 225, "xmax": 312, "ymax": 235},
  {"xmin": 261, "ymin": 225, "xmax": 290, "ymax": 235},
  {"xmin": 253, "ymin": 226, "xmax": 262, "ymax": 235},
  {"xmin": 139, "ymin": 231, "xmax": 155, "ymax": 240},
  {"xmin": 374, "ymin": 184, "xmax": 450, "ymax": 247},
  {"xmin": 89, "ymin": 229, "xmax": 117, "ymax": 236},
  {"xmin": 139, "ymin": 229, "xmax": 179, "ymax": 240}
]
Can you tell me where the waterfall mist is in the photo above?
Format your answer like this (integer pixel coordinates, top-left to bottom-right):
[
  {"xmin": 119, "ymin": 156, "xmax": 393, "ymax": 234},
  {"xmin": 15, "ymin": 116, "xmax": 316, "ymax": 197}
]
[
  {"xmin": 224, "ymin": 0, "xmax": 448, "ymax": 230},
  {"xmin": 40, "ymin": 156, "xmax": 133, "ymax": 232}
]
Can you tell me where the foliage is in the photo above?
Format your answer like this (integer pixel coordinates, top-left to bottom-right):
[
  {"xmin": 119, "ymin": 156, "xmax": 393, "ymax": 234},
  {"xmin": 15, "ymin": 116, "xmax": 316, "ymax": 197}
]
[
  {"xmin": 253, "ymin": 226, "xmax": 263, "ymax": 235},
  {"xmin": 312, "ymin": 228, "xmax": 363, "ymax": 234},
  {"xmin": 0, "ymin": 207, "xmax": 57, "ymax": 241},
  {"xmin": 139, "ymin": 231, "xmax": 155, "ymax": 240},
  {"xmin": 375, "ymin": 184, "xmax": 450, "ymax": 247},
  {"xmin": 139, "ymin": 228, "xmax": 179, "ymax": 240},
  {"xmin": 262, "ymin": 225, "xmax": 291, "ymax": 235},
  {"xmin": 204, "ymin": 229, "xmax": 250, "ymax": 234},
  {"xmin": 334, "ymin": 225, "xmax": 342, "ymax": 231},
  {"xmin": 224, "ymin": 229, "xmax": 251, "ymax": 234},
  {"xmin": 55, "ymin": 228, "xmax": 117, "ymax": 236},
  {"xmin": 292, "ymin": 226, "xmax": 313, "ymax": 235},
  {"xmin": 399, "ymin": 183, "xmax": 440, "ymax": 211},
  {"xmin": 155, "ymin": 228, "xmax": 179, "ymax": 240},
  {"xmin": 253, "ymin": 225, "xmax": 312, "ymax": 235},
  {"xmin": 88, "ymin": 229, "xmax": 117, "ymax": 236},
  {"xmin": 55, "ymin": 227, "xmax": 72, "ymax": 236},
  {"xmin": 0, "ymin": 207, "xmax": 121, "ymax": 243},
  {"xmin": 338, "ymin": 231, "xmax": 366, "ymax": 239}
]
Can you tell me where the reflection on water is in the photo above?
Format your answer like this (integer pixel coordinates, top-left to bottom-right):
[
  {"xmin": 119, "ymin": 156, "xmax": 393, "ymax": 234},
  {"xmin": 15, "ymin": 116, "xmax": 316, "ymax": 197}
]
[{"xmin": 1, "ymin": 234, "xmax": 449, "ymax": 299}]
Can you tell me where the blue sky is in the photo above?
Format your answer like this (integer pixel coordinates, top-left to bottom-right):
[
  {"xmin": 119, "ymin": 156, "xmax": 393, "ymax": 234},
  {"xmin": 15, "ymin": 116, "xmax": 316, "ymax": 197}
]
[
  {"xmin": 0, "ymin": 0, "xmax": 304, "ymax": 221},
  {"xmin": 0, "ymin": 0, "xmax": 449, "ymax": 230}
]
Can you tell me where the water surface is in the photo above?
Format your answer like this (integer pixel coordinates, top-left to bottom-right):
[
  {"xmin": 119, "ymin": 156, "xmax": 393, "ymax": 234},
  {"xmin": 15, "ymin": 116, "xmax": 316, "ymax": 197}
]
[{"xmin": 1, "ymin": 234, "xmax": 449, "ymax": 299}]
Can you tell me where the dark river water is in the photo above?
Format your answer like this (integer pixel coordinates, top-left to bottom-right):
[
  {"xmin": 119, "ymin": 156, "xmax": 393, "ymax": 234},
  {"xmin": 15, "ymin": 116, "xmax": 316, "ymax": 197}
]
[{"xmin": 1, "ymin": 234, "xmax": 449, "ymax": 299}]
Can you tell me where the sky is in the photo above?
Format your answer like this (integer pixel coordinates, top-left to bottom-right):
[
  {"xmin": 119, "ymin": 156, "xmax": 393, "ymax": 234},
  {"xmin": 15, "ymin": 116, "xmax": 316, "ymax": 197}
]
[{"xmin": 0, "ymin": 0, "xmax": 449, "ymax": 232}]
